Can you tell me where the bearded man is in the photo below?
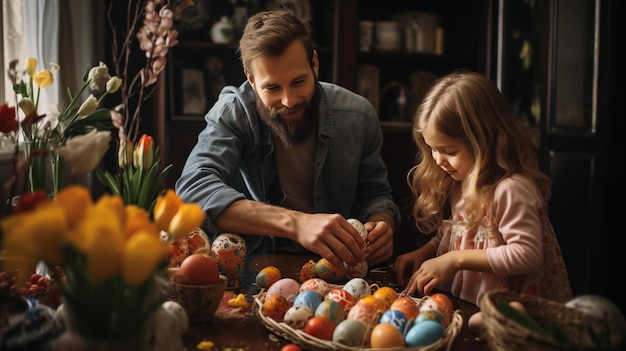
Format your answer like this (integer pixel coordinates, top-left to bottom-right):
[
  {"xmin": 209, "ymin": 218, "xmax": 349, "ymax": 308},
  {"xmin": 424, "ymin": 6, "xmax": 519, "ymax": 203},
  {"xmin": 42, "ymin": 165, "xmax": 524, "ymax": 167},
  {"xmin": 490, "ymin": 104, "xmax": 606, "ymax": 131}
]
[{"xmin": 176, "ymin": 9, "xmax": 400, "ymax": 268}]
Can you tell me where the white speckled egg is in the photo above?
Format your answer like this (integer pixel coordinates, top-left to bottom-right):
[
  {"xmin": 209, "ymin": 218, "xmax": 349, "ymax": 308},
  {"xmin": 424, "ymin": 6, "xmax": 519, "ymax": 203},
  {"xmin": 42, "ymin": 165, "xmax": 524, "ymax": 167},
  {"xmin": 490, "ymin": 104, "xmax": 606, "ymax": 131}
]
[
  {"xmin": 283, "ymin": 305, "xmax": 313, "ymax": 330},
  {"xmin": 265, "ymin": 278, "xmax": 301, "ymax": 302},
  {"xmin": 347, "ymin": 218, "xmax": 368, "ymax": 240},
  {"xmin": 343, "ymin": 277, "xmax": 371, "ymax": 300},
  {"xmin": 332, "ymin": 319, "xmax": 369, "ymax": 346}
]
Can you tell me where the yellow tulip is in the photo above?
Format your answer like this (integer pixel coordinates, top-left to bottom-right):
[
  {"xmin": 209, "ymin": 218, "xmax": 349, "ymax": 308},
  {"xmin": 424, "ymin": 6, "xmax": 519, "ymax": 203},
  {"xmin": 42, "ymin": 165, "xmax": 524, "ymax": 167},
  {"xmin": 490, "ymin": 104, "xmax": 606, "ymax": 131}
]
[
  {"xmin": 25, "ymin": 57, "xmax": 37, "ymax": 76},
  {"xmin": 133, "ymin": 134, "xmax": 154, "ymax": 169},
  {"xmin": 121, "ymin": 230, "xmax": 168, "ymax": 285},
  {"xmin": 54, "ymin": 185, "xmax": 93, "ymax": 229},
  {"xmin": 153, "ymin": 189, "xmax": 182, "ymax": 231},
  {"xmin": 25, "ymin": 205, "xmax": 67, "ymax": 265},
  {"xmin": 118, "ymin": 140, "xmax": 134, "ymax": 168},
  {"xmin": 33, "ymin": 69, "xmax": 53, "ymax": 88},
  {"xmin": 77, "ymin": 94, "xmax": 98, "ymax": 116},
  {"xmin": 168, "ymin": 203, "xmax": 205, "ymax": 241},
  {"xmin": 106, "ymin": 76, "xmax": 122, "ymax": 93},
  {"xmin": 124, "ymin": 205, "xmax": 159, "ymax": 240},
  {"xmin": 95, "ymin": 193, "xmax": 126, "ymax": 221},
  {"xmin": 82, "ymin": 215, "xmax": 125, "ymax": 281}
]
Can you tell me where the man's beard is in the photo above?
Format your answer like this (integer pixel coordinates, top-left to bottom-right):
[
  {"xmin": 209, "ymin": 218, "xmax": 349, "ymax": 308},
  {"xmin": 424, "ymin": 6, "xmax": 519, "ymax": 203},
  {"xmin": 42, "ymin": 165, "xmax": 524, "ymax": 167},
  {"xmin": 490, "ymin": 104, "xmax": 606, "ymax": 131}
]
[{"xmin": 257, "ymin": 83, "xmax": 320, "ymax": 147}]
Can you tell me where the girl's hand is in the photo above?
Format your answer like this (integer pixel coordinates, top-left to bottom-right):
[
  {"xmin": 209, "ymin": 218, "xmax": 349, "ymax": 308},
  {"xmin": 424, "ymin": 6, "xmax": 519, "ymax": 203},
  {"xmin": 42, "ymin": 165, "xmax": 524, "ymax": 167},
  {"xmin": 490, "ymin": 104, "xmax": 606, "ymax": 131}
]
[
  {"xmin": 406, "ymin": 252, "xmax": 458, "ymax": 296},
  {"xmin": 394, "ymin": 244, "xmax": 435, "ymax": 287}
]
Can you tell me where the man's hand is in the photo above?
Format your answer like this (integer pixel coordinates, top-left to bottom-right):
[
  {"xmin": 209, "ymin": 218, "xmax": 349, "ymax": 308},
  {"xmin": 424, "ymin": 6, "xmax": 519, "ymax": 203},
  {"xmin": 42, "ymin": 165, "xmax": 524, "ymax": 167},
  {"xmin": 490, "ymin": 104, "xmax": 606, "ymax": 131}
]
[{"xmin": 363, "ymin": 219, "xmax": 394, "ymax": 266}]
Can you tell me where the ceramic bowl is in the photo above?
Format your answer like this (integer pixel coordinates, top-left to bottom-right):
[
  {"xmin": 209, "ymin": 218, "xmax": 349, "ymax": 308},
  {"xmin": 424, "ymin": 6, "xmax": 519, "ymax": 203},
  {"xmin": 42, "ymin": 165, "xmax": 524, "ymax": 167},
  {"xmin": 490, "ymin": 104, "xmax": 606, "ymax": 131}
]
[{"xmin": 172, "ymin": 275, "xmax": 227, "ymax": 322}]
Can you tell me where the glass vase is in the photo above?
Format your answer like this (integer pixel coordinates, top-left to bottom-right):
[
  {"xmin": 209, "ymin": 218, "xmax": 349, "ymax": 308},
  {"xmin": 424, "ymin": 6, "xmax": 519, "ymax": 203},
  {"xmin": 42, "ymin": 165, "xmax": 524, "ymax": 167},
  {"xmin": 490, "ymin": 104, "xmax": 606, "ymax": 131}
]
[{"xmin": 20, "ymin": 140, "xmax": 63, "ymax": 197}]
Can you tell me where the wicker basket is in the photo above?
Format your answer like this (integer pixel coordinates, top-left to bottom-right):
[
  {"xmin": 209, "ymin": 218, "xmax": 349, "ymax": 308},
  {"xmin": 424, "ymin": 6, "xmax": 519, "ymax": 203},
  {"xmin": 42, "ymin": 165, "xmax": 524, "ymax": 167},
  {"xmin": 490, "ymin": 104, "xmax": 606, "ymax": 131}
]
[
  {"xmin": 480, "ymin": 290, "xmax": 612, "ymax": 351},
  {"xmin": 254, "ymin": 290, "xmax": 463, "ymax": 351}
]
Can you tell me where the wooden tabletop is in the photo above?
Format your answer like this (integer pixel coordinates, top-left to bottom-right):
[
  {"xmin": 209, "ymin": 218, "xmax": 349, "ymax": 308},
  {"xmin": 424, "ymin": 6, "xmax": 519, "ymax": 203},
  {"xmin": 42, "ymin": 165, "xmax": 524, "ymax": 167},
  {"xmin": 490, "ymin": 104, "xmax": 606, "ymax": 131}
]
[{"xmin": 182, "ymin": 253, "xmax": 490, "ymax": 351}]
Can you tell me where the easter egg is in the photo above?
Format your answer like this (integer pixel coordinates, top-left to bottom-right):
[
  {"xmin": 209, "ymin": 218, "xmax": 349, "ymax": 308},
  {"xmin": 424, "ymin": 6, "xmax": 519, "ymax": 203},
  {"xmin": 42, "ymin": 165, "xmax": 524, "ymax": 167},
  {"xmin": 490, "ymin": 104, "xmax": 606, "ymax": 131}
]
[
  {"xmin": 370, "ymin": 323, "xmax": 405, "ymax": 348},
  {"xmin": 262, "ymin": 295, "xmax": 291, "ymax": 322},
  {"xmin": 256, "ymin": 266, "xmax": 281, "ymax": 289},
  {"xmin": 175, "ymin": 253, "xmax": 220, "ymax": 285},
  {"xmin": 315, "ymin": 299, "xmax": 345, "ymax": 325},
  {"xmin": 299, "ymin": 259, "xmax": 317, "ymax": 282},
  {"xmin": 390, "ymin": 296, "xmax": 419, "ymax": 320},
  {"xmin": 300, "ymin": 278, "xmax": 332, "ymax": 300},
  {"xmin": 266, "ymin": 278, "xmax": 300, "ymax": 302},
  {"xmin": 284, "ymin": 305, "xmax": 313, "ymax": 330},
  {"xmin": 315, "ymin": 258, "xmax": 346, "ymax": 282},
  {"xmin": 379, "ymin": 309, "xmax": 411, "ymax": 336},
  {"xmin": 405, "ymin": 319, "xmax": 444, "ymax": 347},
  {"xmin": 343, "ymin": 277, "xmax": 371, "ymax": 300},
  {"xmin": 332, "ymin": 319, "xmax": 368, "ymax": 346},
  {"xmin": 420, "ymin": 293, "xmax": 453, "ymax": 327},
  {"xmin": 305, "ymin": 316, "xmax": 336, "ymax": 340},
  {"xmin": 325, "ymin": 288, "xmax": 356, "ymax": 311},
  {"xmin": 373, "ymin": 286, "xmax": 399, "ymax": 309},
  {"xmin": 347, "ymin": 301, "xmax": 382, "ymax": 329},
  {"xmin": 293, "ymin": 290, "xmax": 322, "ymax": 312},
  {"xmin": 358, "ymin": 295, "xmax": 387, "ymax": 314}
]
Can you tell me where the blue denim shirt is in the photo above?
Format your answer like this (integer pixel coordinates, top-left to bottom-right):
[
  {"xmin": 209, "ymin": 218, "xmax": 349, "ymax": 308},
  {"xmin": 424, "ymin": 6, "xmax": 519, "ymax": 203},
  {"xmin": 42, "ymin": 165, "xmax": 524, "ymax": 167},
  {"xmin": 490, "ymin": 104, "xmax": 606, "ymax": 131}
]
[{"xmin": 175, "ymin": 81, "xmax": 401, "ymax": 254}]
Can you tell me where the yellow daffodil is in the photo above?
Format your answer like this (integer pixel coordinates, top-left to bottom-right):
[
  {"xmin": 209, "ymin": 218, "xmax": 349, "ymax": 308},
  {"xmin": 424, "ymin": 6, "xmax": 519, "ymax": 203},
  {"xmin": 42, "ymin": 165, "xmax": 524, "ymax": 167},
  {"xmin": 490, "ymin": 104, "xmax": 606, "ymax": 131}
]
[
  {"xmin": 33, "ymin": 69, "xmax": 53, "ymax": 88},
  {"xmin": 25, "ymin": 56, "xmax": 37, "ymax": 76},
  {"xmin": 77, "ymin": 94, "xmax": 98, "ymax": 116},
  {"xmin": 55, "ymin": 130, "xmax": 112, "ymax": 173}
]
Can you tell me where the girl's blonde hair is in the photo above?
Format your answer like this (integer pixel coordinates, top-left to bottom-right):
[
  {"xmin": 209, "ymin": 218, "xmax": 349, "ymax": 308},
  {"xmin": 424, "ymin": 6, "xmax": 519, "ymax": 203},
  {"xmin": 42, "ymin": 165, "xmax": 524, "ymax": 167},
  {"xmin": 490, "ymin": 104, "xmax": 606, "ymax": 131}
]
[{"xmin": 409, "ymin": 71, "xmax": 550, "ymax": 234}]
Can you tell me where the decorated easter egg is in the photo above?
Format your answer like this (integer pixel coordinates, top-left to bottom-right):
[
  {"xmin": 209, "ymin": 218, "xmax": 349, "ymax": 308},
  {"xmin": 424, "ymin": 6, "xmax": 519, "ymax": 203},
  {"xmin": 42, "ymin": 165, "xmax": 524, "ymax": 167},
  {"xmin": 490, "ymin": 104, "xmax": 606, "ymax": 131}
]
[
  {"xmin": 315, "ymin": 299, "xmax": 345, "ymax": 325},
  {"xmin": 211, "ymin": 233, "xmax": 246, "ymax": 289},
  {"xmin": 373, "ymin": 286, "xmax": 399, "ymax": 309},
  {"xmin": 284, "ymin": 305, "xmax": 313, "ymax": 330},
  {"xmin": 357, "ymin": 295, "xmax": 387, "ymax": 314},
  {"xmin": 379, "ymin": 309, "xmax": 412, "ymax": 336},
  {"xmin": 332, "ymin": 319, "xmax": 368, "ymax": 346},
  {"xmin": 326, "ymin": 288, "xmax": 357, "ymax": 311},
  {"xmin": 315, "ymin": 258, "xmax": 346, "ymax": 282},
  {"xmin": 420, "ymin": 293, "xmax": 453, "ymax": 327},
  {"xmin": 293, "ymin": 289, "xmax": 322, "ymax": 313},
  {"xmin": 390, "ymin": 296, "xmax": 419, "ymax": 321},
  {"xmin": 347, "ymin": 300, "xmax": 382, "ymax": 329},
  {"xmin": 299, "ymin": 259, "xmax": 317, "ymax": 282},
  {"xmin": 266, "ymin": 278, "xmax": 300, "ymax": 302},
  {"xmin": 263, "ymin": 295, "xmax": 291, "ymax": 322},
  {"xmin": 300, "ymin": 278, "xmax": 332, "ymax": 300},
  {"xmin": 256, "ymin": 266, "xmax": 281, "ymax": 289},
  {"xmin": 347, "ymin": 218, "xmax": 368, "ymax": 240},
  {"xmin": 405, "ymin": 319, "xmax": 444, "ymax": 347},
  {"xmin": 342, "ymin": 277, "xmax": 371, "ymax": 300}
]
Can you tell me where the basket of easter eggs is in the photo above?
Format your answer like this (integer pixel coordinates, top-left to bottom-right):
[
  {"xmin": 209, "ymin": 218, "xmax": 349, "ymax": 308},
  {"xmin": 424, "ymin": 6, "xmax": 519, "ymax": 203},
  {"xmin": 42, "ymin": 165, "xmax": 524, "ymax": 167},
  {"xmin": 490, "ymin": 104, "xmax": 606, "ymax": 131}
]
[{"xmin": 253, "ymin": 263, "xmax": 463, "ymax": 351}]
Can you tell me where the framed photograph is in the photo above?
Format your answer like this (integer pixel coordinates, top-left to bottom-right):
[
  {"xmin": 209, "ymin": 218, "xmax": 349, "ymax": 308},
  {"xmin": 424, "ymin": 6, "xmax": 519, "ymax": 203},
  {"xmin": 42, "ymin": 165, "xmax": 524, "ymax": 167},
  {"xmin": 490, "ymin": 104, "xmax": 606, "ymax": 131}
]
[{"xmin": 356, "ymin": 65, "xmax": 380, "ymax": 114}]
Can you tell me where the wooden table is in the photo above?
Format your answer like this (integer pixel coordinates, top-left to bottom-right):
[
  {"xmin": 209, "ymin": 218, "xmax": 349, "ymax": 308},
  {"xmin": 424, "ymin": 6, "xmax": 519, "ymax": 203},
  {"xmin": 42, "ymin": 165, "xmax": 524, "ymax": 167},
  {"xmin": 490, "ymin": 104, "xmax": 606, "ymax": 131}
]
[{"xmin": 182, "ymin": 254, "xmax": 490, "ymax": 351}]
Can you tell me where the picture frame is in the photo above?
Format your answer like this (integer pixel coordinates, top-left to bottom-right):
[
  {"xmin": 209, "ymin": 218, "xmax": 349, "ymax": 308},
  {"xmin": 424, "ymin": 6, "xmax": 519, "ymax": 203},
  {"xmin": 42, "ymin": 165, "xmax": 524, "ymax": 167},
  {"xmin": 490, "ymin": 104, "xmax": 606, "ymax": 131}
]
[
  {"xmin": 169, "ymin": 66, "xmax": 207, "ymax": 121},
  {"xmin": 356, "ymin": 65, "xmax": 380, "ymax": 114}
]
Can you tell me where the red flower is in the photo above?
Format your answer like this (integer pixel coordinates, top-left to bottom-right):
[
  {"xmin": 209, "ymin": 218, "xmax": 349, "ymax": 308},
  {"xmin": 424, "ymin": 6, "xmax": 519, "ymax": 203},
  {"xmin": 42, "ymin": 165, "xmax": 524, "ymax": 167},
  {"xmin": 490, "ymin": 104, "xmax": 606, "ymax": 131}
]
[
  {"xmin": 20, "ymin": 110, "xmax": 46, "ymax": 127},
  {"xmin": 0, "ymin": 103, "xmax": 18, "ymax": 134},
  {"xmin": 13, "ymin": 191, "xmax": 50, "ymax": 214}
]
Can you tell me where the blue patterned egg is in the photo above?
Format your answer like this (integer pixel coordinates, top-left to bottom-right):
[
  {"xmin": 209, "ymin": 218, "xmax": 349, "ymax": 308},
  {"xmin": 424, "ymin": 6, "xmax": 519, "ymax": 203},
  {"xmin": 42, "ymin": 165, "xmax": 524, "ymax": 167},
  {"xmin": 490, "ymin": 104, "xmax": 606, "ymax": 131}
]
[
  {"xmin": 379, "ymin": 309, "xmax": 412, "ymax": 336},
  {"xmin": 293, "ymin": 290, "xmax": 322, "ymax": 312},
  {"xmin": 315, "ymin": 299, "xmax": 345, "ymax": 325}
]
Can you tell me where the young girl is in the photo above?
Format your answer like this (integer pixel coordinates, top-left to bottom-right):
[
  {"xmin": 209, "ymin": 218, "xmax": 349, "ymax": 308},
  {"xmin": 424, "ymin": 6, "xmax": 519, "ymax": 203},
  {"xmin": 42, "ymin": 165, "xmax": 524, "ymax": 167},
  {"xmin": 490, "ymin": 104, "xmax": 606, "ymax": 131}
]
[{"xmin": 394, "ymin": 71, "xmax": 572, "ymax": 307}]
